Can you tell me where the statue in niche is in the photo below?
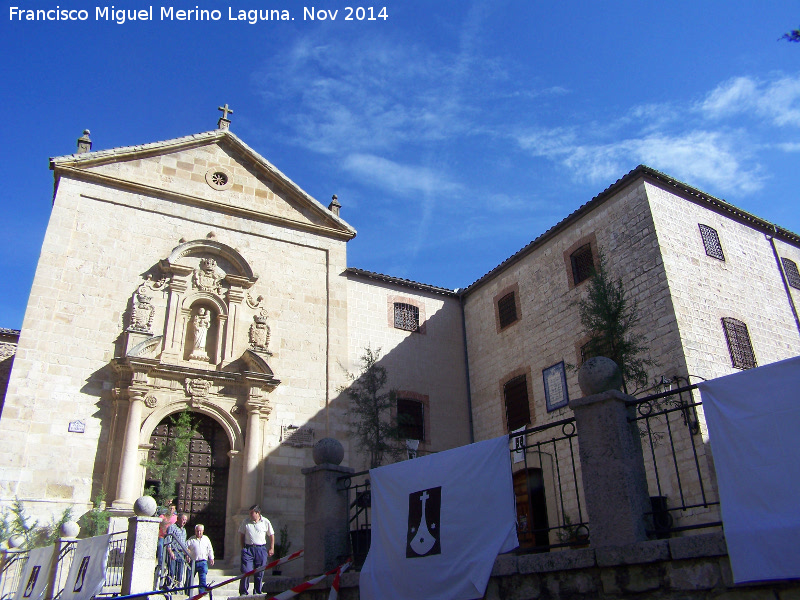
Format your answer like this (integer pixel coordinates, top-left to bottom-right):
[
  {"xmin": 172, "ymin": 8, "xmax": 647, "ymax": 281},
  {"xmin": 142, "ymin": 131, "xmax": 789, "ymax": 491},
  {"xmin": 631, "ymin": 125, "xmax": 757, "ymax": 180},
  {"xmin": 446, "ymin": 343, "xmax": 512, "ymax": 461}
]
[
  {"xmin": 193, "ymin": 257, "xmax": 224, "ymax": 294},
  {"xmin": 189, "ymin": 307, "xmax": 212, "ymax": 361},
  {"xmin": 249, "ymin": 309, "xmax": 271, "ymax": 354},
  {"xmin": 129, "ymin": 283, "xmax": 155, "ymax": 333}
]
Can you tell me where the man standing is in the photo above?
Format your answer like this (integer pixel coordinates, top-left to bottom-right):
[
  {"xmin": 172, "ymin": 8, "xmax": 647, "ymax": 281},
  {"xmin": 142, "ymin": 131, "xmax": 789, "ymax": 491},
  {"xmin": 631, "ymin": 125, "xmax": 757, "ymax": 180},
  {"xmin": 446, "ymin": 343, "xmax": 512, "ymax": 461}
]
[
  {"xmin": 238, "ymin": 505, "xmax": 275, "ymax": 595},
  {"xmin": 166, "ymin": 513, "xmax": 189, "ymax": 592},
  {"xmin": 186, "ymin": 524, "xmax": 214, "ymax": 594}
]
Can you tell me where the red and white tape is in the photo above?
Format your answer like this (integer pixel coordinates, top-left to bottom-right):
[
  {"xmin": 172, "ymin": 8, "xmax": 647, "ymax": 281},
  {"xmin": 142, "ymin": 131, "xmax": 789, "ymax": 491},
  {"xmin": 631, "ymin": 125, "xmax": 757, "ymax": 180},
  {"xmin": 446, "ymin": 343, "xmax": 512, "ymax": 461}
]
[
  {"xmin": 188, "ymin": 549, "xmax": 305, "ymax": 600},
  {"xmin": 264, "ymin": 561, "xmax": 351, "ymax": 600}
]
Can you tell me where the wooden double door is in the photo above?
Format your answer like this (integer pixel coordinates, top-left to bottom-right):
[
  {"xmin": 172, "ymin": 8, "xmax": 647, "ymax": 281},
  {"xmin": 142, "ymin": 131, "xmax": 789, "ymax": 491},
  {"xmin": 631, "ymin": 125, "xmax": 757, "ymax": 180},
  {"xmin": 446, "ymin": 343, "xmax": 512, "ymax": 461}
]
[{"xmin": 147, "ymin": 413, "xmax": 230, "ymax": 558}]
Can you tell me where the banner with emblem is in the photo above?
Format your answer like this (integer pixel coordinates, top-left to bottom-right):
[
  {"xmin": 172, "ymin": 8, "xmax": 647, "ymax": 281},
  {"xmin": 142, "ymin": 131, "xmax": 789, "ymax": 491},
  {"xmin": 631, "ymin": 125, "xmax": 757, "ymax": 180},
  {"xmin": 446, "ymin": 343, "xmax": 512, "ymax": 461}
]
[
  {"xmin": 13, "ymin": 545, "xmax": 56, "ymax": 600},
  {"xmin": 59, "ymin": 534, "xmax": 113, "ymax": 600},
  {"xmin": 698, "ymin": 356, "xmax": 800, "ymax": 583},
  {"xmin": 360, "ymin": 435, "xmax": 518, "ymax": 600}
]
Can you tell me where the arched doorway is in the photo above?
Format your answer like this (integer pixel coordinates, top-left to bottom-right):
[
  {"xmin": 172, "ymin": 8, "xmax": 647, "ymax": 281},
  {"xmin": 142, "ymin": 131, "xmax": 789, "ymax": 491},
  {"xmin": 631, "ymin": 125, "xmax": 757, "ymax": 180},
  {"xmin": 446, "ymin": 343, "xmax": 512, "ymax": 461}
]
[{"xmin": 147, "ymin": 413, "xmax": 230, "ymax": 558}]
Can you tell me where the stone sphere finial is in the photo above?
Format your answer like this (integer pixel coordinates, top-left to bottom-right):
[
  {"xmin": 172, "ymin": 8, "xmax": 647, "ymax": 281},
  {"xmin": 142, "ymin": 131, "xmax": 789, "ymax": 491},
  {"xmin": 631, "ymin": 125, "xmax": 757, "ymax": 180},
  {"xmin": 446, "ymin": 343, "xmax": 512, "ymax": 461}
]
[
  {"xmin": 313, "ymin": 438, "xmax": 344, "ymax": 466},
  {"xmin": 133, "ymin": 495, "xmax": 158, "ymax": 517},
  {"xmin": 61, "ymin": 521, "xmax": 81, "ymax": 539},
  {"xmin": 8, "ymin": 535, "xmax": 25, "ymax": 549},
  {"xmin": 578, "ymin": 356, "xmax": 623, "ymax": 396}
]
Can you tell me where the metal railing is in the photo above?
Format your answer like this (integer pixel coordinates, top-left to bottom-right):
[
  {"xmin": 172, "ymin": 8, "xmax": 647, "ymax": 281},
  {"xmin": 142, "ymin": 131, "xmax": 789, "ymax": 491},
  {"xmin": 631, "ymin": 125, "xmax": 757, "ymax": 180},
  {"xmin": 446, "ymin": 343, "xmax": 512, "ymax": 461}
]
[
  {"xmin": 512, "ymin": 416, "xmax": 588, "ymax": 552},
  {"xmin": 0, "ymin": 532, "xmax": 128, "ymax": 600},
  {"xmin": 0, "ymin": 549, "xmax": 29, "ymax": 600},
  {"xmin": 627, "ymin": 383, "xmax": 721, "ymax": 537},
  {"xmin": 154, "ymin": 532, "xmax": 194, "ymax": 594},
  {"xmin": 337, "ymin": 470, "xmax": 371, "ymax": 569}
]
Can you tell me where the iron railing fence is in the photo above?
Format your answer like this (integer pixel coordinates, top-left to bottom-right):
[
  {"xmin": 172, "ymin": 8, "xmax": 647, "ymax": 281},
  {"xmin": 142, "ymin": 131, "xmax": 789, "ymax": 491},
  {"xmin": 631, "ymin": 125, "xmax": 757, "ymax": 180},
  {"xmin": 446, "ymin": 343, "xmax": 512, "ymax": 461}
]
[
  {"xmin": 627, "ymin": 383, "xmax": 721, "ymax": 537},
  {"xmin": 0, "ymin": 532, "xmax": 128, "ymax": 600},
  {"xmin": 0, "ymin": 549, "xmax": 28, "ymax": 600},
  {"xmin": 97, "ymin": 532, "xmax": 127, "ymax": 597},
  {"xmin": 337, "ymin": 470, "xmax": 371, "ymax": 569},
  {"xmin": 512, "ymin": 416, "xmax": 588, "ymax": 552}
]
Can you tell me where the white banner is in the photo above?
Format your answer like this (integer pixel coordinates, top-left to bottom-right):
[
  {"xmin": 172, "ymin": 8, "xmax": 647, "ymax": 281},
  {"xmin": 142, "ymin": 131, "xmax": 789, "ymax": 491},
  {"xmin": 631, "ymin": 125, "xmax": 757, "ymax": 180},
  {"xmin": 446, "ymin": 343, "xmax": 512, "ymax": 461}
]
[
  {"xmin": 698, "ymin": 356, "xmax": 800, "ymax": 583},
  {"xmin": 360, "ymin": 435, "xmax": 518, "ymax": 600},
  {"xmin": 14, "ymin": 545, "xmax": 56, "ymax": 600},
  {"xmin": 59, "ymin": 534, "xmax": 113, "ymax": 600}
]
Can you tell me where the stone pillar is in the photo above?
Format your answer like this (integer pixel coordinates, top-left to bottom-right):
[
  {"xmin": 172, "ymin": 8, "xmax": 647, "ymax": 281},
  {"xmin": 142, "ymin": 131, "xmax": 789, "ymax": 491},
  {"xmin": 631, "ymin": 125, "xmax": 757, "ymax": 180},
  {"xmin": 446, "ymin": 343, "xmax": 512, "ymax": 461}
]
[
  {"xmin": 114, "ymin": 387, "xmax": 146, "ymax": 508},
  {"xmin": 121, "ymin": 515, "xmax": 160, "ymax": 595},
  {"xmin": 302, "ymin": 438, "xmax": 351, "ymax": 576},
  {"xmin": 240, "ymin": 394, "xmax": 263, "ymax": 508},
  {"xmin": 569, "ymin": 357, "xmax": 651, "ymax": 547}
]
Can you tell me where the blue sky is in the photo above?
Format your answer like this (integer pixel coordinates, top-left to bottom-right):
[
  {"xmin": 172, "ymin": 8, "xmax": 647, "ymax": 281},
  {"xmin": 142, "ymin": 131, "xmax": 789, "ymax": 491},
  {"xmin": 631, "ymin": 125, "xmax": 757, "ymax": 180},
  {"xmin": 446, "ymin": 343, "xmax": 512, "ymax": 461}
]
[{"xmin": 2, "ymin": 1, "xmax": 799, "ymax": 329}]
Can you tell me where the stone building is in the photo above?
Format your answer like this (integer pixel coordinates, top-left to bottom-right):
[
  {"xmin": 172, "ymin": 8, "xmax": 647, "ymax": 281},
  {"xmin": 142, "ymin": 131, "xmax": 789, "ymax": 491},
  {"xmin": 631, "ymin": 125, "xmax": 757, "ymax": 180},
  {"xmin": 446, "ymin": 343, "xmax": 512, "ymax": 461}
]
[
  {"xmin": 2, "ymin": 117, "xmax": 799, "ymax": 563},
  {"xmin": 0, "ymin": 328, "xmax": 19, "ymax": 414}
]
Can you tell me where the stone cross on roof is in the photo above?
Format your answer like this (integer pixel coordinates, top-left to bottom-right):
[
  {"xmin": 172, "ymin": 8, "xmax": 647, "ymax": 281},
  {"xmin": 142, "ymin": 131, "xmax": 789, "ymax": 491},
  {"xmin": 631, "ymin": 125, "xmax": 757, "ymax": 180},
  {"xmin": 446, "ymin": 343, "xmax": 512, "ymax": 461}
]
[{"xmin": 217, "ymin": 104, "xmax": 233, "ymax": 130}]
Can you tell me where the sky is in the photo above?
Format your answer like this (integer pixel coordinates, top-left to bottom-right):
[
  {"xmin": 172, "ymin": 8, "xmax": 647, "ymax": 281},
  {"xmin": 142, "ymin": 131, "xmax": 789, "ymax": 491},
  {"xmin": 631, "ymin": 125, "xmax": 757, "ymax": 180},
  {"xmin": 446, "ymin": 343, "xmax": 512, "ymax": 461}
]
[{"xmin": 2, "ymin": 1, "xmax": 798, "ymax": 330}]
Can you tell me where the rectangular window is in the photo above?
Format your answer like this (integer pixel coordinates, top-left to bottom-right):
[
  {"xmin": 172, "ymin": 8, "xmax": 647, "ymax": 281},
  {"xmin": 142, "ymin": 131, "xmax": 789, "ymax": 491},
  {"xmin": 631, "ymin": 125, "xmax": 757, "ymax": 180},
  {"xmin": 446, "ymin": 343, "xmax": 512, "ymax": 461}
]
[
  {"xmin": 394, "ymin": 303, "xmax": 419, "ymax": 332},
  {"xmin": 504, "ymin": 375, "xmax": 531, "ymax": 431},
  {"xmin": 722, "ymin": 317, "xmax": 757, "ymax": 370},
  {"xmin": 570, "ymin": 244, "xmax": 595, "ymax": 285},
  {"xmin": 497, "ymin": 292, "xmax": 518, "ymax": 329},
  {"xmin": 397, "ymin": 398, "xmax": 424, "ymax": 441},
  {"xmin": 699, "ymin": 224, "xmax": 725, "ymax": 261},
  {"xmin": 781, "ymin": 257, "xmax": 800, "ymax": 290}
]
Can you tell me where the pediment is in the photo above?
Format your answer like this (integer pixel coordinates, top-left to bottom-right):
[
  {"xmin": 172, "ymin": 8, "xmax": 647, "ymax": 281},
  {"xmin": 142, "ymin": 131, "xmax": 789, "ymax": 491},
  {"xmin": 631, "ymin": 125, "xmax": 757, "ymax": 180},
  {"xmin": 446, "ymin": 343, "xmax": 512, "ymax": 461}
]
[{"xmin": 50, "ymin": 130, "xmax": 356, "ymax": 241}]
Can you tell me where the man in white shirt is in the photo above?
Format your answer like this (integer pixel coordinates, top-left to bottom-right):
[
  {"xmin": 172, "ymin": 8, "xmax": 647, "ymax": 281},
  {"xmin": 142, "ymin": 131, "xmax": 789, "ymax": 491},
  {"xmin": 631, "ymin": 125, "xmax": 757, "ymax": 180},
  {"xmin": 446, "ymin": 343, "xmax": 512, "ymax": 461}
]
[
  {"xmin": 238, "ymin": 505, "xmax": 275, "ymax": 595},
  {"xmin": 186, "ymin": 524, "xmax": 214, "ymax": 594}
]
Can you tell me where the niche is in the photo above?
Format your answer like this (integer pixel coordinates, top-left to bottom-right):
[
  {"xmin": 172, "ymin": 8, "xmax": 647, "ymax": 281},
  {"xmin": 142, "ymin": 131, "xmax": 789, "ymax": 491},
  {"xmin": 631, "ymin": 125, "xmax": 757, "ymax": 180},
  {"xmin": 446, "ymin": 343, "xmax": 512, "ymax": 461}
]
[{"xmin": 185, "ymin": 304, "xmax": 219, "ymax": 363}]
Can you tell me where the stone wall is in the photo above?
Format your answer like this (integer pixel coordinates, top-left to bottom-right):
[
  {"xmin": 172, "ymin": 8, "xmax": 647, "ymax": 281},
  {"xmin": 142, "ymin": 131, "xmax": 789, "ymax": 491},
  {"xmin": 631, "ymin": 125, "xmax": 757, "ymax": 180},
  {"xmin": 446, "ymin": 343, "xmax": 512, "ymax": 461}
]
[
  {"xmin": 344, "ymin": 272, "xmax": 471, "ymax": 470},
  {"xmin": 262, "ymin": 532, "xmax": 800, "ymax": 600},
  {"xmin": 646, "ymin": 180, "xmax": 800, "ymax": 381},
  {"xmin": 0, "ymin": 329, "xmax": 19, "ymax": 414}
]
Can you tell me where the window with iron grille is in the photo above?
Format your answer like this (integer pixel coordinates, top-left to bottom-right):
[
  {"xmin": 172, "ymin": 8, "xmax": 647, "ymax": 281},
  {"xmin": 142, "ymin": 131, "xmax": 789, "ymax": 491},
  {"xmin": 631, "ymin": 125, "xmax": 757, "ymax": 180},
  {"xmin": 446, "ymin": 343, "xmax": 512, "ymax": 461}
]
[
  {"xmin": 504, "ymin": 375, "xmax": 531, "ymax": 432},
  {"xmin": 570, "ymin": 244, "xmax": 595, "ymax": 285},
  {"xmin": 781, "ymin": 258, "xmax": 800, "ymax": 290},
  {"xmin": 699, "ymin": 224, "xmax": 725, "ymax": 261},
  {"xmin": 397, "ymin": 398, "xmax": 424, "ymax": 441},
  {"xmin": 497, "ymin": 292, "xmax": 518, "ymax": 329},
  {"xmin": 394, "ymin": 303, "xmax": 419, "ymax": 332},
  {"xmin": 721, "ymin": 317, "xmax": 757, "ymax": 370}
]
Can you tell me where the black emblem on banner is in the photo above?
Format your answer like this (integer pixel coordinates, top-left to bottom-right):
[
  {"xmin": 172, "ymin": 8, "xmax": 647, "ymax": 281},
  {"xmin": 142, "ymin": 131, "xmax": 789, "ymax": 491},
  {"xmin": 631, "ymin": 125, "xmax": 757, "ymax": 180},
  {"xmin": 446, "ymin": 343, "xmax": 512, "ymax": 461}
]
[
  {"xmin": 73, "ymin": 556, "xmax": 90, "ymax": 592},
  {"xmin": 23, "ymin": 566, "xmax": 40, "ymax": 598},
  {"xmin": 406, "ymin": 486, "xmax": 441, "ymax": 558}
]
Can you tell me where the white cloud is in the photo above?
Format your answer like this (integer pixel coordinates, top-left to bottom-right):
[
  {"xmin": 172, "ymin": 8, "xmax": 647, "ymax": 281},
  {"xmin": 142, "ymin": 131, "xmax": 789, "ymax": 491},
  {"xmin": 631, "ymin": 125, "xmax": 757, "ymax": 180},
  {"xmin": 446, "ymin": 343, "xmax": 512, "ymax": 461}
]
[
  {"xmin": 342, "ymin": 153, "xmax": 463, "ymax": 197},
  {"xmin": 515, "ymin": 128, "xmax": 764, "ymax": 195},
  {"xmin": 700, "ymin": 74, "xmax": 800, "ymax": 127}
]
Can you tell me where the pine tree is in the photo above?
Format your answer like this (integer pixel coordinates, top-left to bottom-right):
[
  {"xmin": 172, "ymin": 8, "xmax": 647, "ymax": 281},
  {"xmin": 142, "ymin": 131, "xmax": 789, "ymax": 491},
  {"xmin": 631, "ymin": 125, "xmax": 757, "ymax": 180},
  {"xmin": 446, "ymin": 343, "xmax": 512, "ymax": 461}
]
[
  {"xmin": 342, "ymin": 347, "xmax": 402, "ymax": 469},
  {"xmin": 577, "ymin": 252, "xmax": 654, "ymax": 395}
]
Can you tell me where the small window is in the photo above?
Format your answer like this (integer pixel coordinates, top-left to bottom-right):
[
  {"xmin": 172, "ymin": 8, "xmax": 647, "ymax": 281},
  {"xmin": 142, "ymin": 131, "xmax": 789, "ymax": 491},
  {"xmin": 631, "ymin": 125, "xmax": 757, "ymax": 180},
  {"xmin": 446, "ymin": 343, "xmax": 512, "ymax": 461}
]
[
  {"xmin": 504, "ymin": 375, "xmax": 531, "ymax": 432},
  {"xmin": 781, "ymin": 258, "xmax": 800, "ymax": 290},
  {"xmin": 497, "ymin": 292, "xmax": 518, "ymax": 329},
  {"xmin": 721, "ymin": 317, "xmax": 757, "ymax": 370},
  {"xmin": 699, "ymin": 224, "xmax": 725, "ymax": 261},
  {"xmin": 394, "ymin": 303, "xmax": 419, "ymax": 332},
  {"xmin": 397, "ymin": 398, "xmax": 424, "ymax": 441},
  {"xmin": 570, "ymin": 244, "xmax": 595, "ymax": 285}
]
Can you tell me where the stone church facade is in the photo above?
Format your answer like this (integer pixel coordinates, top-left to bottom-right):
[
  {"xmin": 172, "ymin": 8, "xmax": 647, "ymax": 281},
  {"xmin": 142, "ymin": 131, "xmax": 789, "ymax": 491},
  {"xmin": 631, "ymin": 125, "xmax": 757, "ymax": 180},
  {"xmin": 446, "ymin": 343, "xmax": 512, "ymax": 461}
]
[{"xmin": 2, "ymin": 119, "xmax": 799, "ymax": 562}]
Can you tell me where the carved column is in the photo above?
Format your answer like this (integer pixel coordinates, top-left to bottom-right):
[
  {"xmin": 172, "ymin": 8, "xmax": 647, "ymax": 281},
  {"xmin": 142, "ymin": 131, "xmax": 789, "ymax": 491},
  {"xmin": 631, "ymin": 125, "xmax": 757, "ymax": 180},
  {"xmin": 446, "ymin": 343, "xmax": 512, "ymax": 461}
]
[
  {"xmin": 162, "ymin": 277, "xmax": 188, "ymax": 362},
  {"xmin": 240, "ymin": 389, "xmax": 266, "ymax": 509},
  {"xmin": 114, "ymin": 385, "xmax": 147, "ymax": 507},
  {"xmin": 226, "ymin": 288, "xmax": 245, "ymax": 363}
]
